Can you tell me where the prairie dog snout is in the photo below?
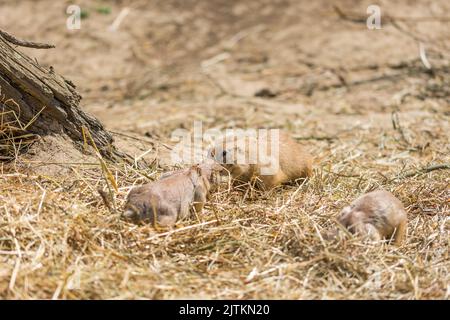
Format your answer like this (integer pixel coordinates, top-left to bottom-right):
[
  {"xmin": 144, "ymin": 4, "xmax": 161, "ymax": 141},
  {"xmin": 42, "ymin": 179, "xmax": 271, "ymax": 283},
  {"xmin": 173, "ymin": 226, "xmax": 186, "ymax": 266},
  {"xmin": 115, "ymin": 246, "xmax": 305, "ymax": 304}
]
[{"xmin": 337, "ymin": 190, "xmax": 408, "ymax": 245}]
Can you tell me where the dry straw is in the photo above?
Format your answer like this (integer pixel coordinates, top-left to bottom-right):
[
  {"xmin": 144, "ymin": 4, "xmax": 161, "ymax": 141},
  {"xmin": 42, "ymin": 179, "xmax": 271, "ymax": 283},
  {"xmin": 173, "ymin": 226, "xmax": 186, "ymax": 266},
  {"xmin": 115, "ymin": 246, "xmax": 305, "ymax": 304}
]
[
  {"xmin": 0, "ymin": 99, "xmax": 448, "ymax": 299},
  {"xmin": 0, "ymin": 97, "xmax": 42, "ymax": 161}
]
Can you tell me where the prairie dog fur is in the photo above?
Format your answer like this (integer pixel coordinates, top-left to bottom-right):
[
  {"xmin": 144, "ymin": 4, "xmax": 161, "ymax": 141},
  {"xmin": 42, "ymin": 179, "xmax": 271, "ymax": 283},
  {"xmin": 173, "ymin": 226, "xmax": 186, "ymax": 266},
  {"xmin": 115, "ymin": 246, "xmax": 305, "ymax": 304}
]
[
  {"xmin": 160, "ymin": 160, "xmax": 222, "ymax": 188},
  {"xmin": 209, "ymin": 130, "xmax": 313, "ymax": 190},
  {"xmin": 337, "ymin": 190, "xmax": 408, "ymax": 245},
  {"xmin": 122, "ymin": 162, "xmax": 220, "ymax": 227}
]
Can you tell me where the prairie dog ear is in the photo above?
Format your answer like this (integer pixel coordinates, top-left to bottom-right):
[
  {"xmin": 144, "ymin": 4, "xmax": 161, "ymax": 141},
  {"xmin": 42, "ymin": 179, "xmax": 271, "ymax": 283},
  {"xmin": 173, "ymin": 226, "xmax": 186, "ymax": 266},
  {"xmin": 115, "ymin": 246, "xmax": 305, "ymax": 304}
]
[{"xmin": 190, "ymin": 164, "xmax": 202, "ymax": 176}]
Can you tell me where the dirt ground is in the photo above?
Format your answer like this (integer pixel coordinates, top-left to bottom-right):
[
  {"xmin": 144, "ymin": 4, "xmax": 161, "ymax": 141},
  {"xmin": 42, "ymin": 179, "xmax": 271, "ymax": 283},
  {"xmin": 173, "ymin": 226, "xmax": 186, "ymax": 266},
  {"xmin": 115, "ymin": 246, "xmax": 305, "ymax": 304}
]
[{"xmin": 0, "ymin": 0, "xmax": 449, "ymax": 299}]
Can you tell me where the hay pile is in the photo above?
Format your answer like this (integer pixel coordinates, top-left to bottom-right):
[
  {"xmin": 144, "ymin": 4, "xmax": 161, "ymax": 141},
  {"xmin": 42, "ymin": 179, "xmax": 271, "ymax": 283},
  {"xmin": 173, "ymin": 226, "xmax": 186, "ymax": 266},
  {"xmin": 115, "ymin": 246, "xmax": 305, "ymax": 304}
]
[
  {"xmin": 0, "ymin": 0, "xmax": 449, "ymax": 300},
  {"xmin": 0, "ymin": 98, "xmax": 38, "ymax": 161},
  {"xmin": 0, "ymin": 118, "xmax": 448, "ymax": 299}
]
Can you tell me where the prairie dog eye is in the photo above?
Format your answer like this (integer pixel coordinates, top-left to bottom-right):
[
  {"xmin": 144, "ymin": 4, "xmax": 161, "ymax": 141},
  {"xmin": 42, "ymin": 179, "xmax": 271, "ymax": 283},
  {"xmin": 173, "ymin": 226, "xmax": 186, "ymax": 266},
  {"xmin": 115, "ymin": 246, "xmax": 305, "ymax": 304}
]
[{"xmin": 221, "ymin": 150, "xmax": 228, "ymax": 163}]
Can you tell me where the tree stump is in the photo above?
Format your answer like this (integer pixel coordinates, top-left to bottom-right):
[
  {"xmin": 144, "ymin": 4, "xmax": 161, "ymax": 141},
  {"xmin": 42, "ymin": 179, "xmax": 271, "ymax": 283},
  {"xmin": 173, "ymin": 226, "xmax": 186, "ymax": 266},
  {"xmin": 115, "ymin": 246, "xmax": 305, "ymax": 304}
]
[{"xmin": 0, "ymin": 31, "xmax": 116, "ymax": 160}]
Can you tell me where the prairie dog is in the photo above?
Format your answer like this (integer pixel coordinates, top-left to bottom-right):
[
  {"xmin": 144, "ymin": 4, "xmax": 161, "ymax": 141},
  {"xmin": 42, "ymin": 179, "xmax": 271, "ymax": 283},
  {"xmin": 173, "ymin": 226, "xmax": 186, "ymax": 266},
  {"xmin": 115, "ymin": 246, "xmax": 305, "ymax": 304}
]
[
  {"xmin": 122, "ymin": 162, "xmax": 220, "ymax": 227},
  {"xmin": 160, "ymin": 160, "xmax": 222, "ymax": 186},
  {"xmin": 209, "ymin": 130, "xmax": 313, "ymax": 190},
  {"xmin": 337, "ymin": 190, "xmax": 408, "ymax": 245}
]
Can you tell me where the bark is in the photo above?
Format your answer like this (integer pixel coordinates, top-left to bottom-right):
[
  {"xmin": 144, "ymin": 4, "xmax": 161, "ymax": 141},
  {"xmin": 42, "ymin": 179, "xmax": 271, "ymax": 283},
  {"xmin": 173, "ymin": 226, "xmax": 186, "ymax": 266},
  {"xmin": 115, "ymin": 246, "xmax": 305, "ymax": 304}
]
[{"xmin": 0, "ymin": 31, "xmax": 116, "ymax": 158}]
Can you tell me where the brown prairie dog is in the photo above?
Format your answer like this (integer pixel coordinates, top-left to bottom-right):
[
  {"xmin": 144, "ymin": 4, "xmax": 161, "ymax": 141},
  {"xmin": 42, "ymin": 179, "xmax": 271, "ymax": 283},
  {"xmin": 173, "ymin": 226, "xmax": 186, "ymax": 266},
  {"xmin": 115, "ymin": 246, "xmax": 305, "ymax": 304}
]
[
  {"xmin": 209, "ymin": 130, "xmax": 313, "ymax": 190},
  {"xmin": 122, "ymin": 162, "xmax": 220, "ymax": 227},
  {"xmin": 338, "ymin": 190, "xmax": 408, "ymax": 245}
]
